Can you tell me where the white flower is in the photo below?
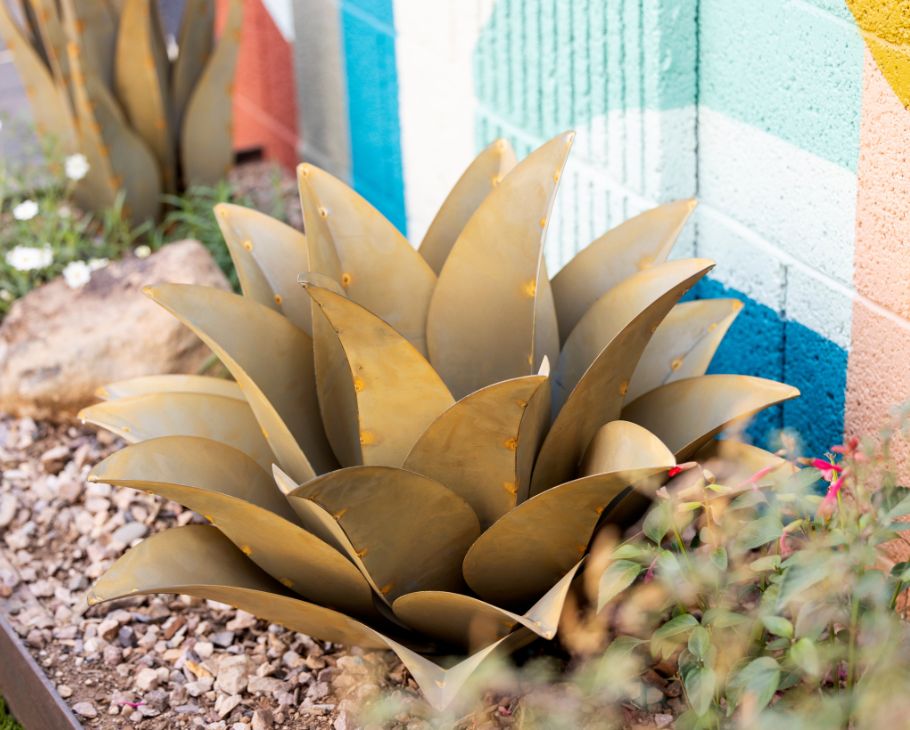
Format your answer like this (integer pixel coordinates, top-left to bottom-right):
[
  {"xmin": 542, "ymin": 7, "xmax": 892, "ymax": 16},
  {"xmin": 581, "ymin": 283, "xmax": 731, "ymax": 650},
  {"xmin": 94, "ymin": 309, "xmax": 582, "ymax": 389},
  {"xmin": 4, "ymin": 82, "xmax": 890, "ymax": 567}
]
[
  {"xmin": 135, "ymin": 245, "xmax": 151, "ymax": 259},
  {"xmin": 62, "ymin": 260, "xmax": 91, "ymax": 289},
  {"xmin": 0, "ymin": 290, "xmax": 11, "ymax": 302},
  {"xmin": 13, "ymin": 200, "xmax": 38, "ymax": 221},
  {"xmin": 5, "ymin": 245, "xmax": 53, "ymax": 271},
  {"xmin": 88, "ymin": 257, "xmax": 108, "ymax": 271},
  {"xmin": 64, "ymin": 153, "xmax": 90, "ymax": 182},
  {"xmin": 58, "ymin": 204, "xmax": 72, "ymax": 219}
]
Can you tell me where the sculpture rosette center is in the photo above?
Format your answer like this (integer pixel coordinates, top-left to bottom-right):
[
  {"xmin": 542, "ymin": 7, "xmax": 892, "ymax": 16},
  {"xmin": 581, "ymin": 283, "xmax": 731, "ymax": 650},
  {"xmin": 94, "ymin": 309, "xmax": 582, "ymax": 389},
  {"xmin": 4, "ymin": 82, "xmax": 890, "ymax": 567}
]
[{"xmin": 80, "ymin": 133, "xmax": 799, "ymax": 711}]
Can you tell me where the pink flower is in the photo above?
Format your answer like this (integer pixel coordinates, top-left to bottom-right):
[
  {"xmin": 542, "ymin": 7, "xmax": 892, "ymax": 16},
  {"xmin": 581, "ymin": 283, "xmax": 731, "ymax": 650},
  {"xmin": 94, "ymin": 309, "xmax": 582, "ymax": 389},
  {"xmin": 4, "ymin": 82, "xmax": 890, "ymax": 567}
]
[
  {"xmin": 811, "ymin": 458, "xmax": 843, "ymax": 482},
  {"xmin": 817, "ymin": 475, "xmax": 845, "ymax": 518}
]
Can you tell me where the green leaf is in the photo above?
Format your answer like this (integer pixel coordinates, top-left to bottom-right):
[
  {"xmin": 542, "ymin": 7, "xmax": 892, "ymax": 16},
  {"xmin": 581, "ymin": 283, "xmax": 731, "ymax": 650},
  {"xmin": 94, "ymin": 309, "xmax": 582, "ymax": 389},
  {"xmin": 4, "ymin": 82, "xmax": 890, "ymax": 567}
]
[
  {"xmin": 761, "ymin": 615, "xmax": 794, "ymax": 638},
  {"xmin": 597, "ymin": 559, "xmax": 642, "ymax": 611},
  {"xmin": 735, "ymin": 514, "xmax": 784, "ymax": 551},
  {"xmin": 702, "ymin": 608, "xmax": 749, "ymax": 629},
  {"xmin": 777, "ymin": 559, "xmax": 829, "ymax": 609},
  {"xmin": 651, "ymin": 613, "xmax": 699, "ymax": 659},
  {"xmin": 684, "ymin": 665, "xmax": 716, "ymax": 716},
  {"xmin": 643, "ymin": 500, "xmax": 672, "ymax": 544},
  {"xmin": 710, "ymin": 547, "xmax": 728, "ymax": 571},
  {"xmin": 885, "ymin": 492, "xmax": 910, "ymax": 521},
  {"xmin": 750, "ymin": 554, "xmax": 782, "ymax": 573},
  {"xmin": 789, "ymin": 637, "xmax": 820, "ymax": 676},
  {"xmin": 730, "ymin": 657, "xmax": 780, "ymax": 712},
  {"xmin": 687, "ymin": 625, "xmax": 711, "ymax": 660}
]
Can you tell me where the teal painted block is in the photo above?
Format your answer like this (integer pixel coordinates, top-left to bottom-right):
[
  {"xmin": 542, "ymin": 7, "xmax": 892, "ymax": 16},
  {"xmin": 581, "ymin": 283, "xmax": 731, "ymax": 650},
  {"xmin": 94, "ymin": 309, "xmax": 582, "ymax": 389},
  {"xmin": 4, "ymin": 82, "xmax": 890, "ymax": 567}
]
[{"xmin": 698, "ymin": 0, "xmax": 863, "ymax": 170}]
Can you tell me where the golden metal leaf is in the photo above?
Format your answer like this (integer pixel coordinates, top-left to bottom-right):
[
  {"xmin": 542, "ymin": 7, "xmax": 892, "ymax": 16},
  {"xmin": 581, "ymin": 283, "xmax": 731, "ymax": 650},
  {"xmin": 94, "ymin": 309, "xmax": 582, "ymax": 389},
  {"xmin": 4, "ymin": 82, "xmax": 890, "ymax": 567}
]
[
  {"xmin": 215, "ymin": 203, "xmax": 313, "ymax": 333},
  {"xmin": 553, "ymin": 259, "xmax": 715, "ymax": 411},
  {"xmin": 622, "ymin": 375, "xmax": 800, "ymax": 461},
  {"xmin": 91, "ymin": 525, "xmax": 529, "ymax": 712},
  {"xmin": 392, "ymin": 561, "xmax": 582, "ymax": 650},
  {"xmin": 530, "ymin": 261, "xmax": 713, "ymax": 495},
  {"xmin": 284, "ymin": 465, "xmax": 481, "ymax": 602},
  {"xmin": 90, "ymin": 438, "xmax": 375, "ymax": 616},
  {"xmin": 402, "ymin": 375, "xmax": 548, "ymax": 529},
  {"xmin": 297, "ymin": 163, "xmax": 436, "ymax": 354},
  {"xmin": 114, "ymin": 0, "xmax": 174, "ymax": 190},
  {"xmin": 172, "ymin": 0, "xmax": 214, "ymax": 128},
  {"xmin": 95, "ymin": 374, "xmax": 243, "ymax": 402},
  {"xmin": 463, "ymin": 467, "xmax": 668, "ymax": 607},
  {"xmin": 426, "ymin": 132, "xmax": 574, "ymax": 399},
  {"xmin": 0, "ymin": 2, "xmax": 75, "ymax": 151},
  {"xmin": 79, "ymin": 392, "xmax": 273, "ymax": 471},
  {"xmin": 146, "ymin": 284, "xmax": 335, "ymax": 480},
  {"xmin": 692, "ymin": 438, "xmax": 797, "ymax": 489},
  {"xmin": 418, "ymin": 138, "xmax": 517, "ymax": 275},
  {"xmin": 626, "ymin": 298, "xmax": 742, "ymax": 403},
  {"xmin": 580, "ymin": 421, "xmax": 675, "ymax": 477},
  {"xmin": 89, "ymin": 525, "xmax": 390, "ymax": 647},
  {"xmin": 305, "ymin": 284, "xmax": 454, "ymax": 467},
  {"xmin": 551, "ymin": 199, "xmax": 697, "ymax": 343},
  {"xmin": 181, "ymin": 0, "xmax": 242, "ymax": 186}
]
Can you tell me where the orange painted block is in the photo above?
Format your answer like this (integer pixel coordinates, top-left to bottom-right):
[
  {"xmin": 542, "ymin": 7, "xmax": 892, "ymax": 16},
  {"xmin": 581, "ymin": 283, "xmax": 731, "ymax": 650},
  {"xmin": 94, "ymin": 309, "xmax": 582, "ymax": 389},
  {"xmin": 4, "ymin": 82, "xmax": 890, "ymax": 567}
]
[{"xmin": 217, "ymin": 0, "xmax": 299, "ymax": 170}]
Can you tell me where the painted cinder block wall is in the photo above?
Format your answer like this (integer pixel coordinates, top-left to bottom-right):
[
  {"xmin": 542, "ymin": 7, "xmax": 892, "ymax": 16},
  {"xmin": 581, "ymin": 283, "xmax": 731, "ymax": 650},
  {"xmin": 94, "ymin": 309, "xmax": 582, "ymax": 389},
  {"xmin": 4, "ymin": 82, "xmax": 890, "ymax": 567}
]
[{"xmin": 293, "ymin": 0, "xmax": 910, "ymax": 461}]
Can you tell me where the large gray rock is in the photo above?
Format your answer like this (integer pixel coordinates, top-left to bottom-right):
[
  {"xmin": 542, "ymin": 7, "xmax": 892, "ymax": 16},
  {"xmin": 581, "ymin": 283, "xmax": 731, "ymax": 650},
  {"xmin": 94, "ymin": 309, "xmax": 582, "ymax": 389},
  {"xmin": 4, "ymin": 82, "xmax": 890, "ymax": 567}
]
[{"xmin": 0, "ymin": 240, "xmax": 229, "ymax": 419}]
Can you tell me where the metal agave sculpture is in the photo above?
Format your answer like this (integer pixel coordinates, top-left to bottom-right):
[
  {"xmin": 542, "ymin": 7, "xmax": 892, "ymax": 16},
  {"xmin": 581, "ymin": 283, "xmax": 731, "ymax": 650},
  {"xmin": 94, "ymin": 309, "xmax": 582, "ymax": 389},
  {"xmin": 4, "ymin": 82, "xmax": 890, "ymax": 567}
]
[
  {"xmin": 80, "ymin": 133, "xmax": 799, "ymax": 710},
  {"xmin": 0, "ymin": 0, "xmax": 242, "ymax": 222}
]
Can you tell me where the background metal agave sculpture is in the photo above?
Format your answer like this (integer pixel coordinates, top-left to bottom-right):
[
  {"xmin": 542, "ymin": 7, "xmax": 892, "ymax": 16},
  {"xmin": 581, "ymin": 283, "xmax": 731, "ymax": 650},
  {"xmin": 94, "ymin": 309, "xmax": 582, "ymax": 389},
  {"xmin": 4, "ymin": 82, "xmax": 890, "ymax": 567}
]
[
  {"xmin": 79, "ymin": 132, "xmax": 799, "ymax": 710},
  {"xmin": 0, "ymin": 0, "xmax": 242, "ymax": 222}
]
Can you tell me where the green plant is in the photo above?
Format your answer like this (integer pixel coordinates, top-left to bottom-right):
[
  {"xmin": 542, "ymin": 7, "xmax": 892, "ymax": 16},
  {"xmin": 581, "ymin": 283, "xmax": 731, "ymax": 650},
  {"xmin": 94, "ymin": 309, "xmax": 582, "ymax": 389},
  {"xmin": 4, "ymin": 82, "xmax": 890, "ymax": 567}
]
[
  {"xmin": 0, "ymin": 697, "xmax": 22, "ymax": 730},
  {"xmin": 80, "ymin": 133, "xmax": 798, "ymax": 711},
  {"xmin": 155, "ymin": 182, "xmax": 255, "ymax": 291},
  {"xmin": 0, "ymin": 0, "xmax": 243, "ymax": 222},
  {"xmin": 0, "ymin": 140, "xmax": 150, "ymax": 318}
]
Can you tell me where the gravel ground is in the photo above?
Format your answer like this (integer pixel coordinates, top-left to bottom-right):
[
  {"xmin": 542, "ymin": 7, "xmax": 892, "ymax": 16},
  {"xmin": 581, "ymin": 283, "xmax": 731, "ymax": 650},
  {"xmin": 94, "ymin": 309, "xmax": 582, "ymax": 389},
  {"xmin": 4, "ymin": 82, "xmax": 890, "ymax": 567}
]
[{"xmin": 0, "ymin": 416, "xmax": 427, "ymax": 729}]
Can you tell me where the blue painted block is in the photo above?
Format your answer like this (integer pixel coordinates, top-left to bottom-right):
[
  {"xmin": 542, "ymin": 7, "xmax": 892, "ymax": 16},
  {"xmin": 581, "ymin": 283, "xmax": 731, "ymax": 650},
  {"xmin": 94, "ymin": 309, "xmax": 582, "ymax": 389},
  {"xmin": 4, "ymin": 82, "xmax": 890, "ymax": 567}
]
[
  {"xmin": 689, "ymin": 278, "xmax": 846, "ymax": 457},
  {"xmin": 692, "ymin": 278, "xmax": 785, "ymax": 447},
  {"xmin": 783, "ymin": 319, "xmax": 847, "ymax": 458},
  {"xmin": 340, "ymin": 0, "xmax": 408, "ymax": 234}
]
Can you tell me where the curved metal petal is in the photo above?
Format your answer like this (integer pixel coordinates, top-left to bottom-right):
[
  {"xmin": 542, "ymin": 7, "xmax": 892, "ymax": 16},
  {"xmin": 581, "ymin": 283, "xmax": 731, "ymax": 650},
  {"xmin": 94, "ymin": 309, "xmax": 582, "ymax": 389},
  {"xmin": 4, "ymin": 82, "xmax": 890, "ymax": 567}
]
[
  {"xmin": 95, "ymin": 374, "xmax": 243, "ymax": 402},
  {"xmin": 419, "ymin": 138, "xmax": 517, "ymax": 275},
  {"xmin": 621, "ymin": 375, "xmax": 800, "ymax": 461},
  {"xmin": 90, "ymin": 438, "xmax": 374, "ymax": 616},
  {"xmin": 427, "ymin": 132, "xmax": 574, "ymax": 399},
  {"xmin": 282, "ymin": 465, "xmax": 480, "ymax": 602},
  {"xmin": 305, "ymin": 284, "xmax": 454, "ymax": 467},
  {"xmin": 91, "ymin": 524, "xmax": 533, "ymax": 711},
  {"xmin": 214, "ymin": 203, "xmax": 314, "ymax": 334},
  {"xmin": 581, "ymin": 421, "xmax": 675, "ymax": 477},
  {"xmin": 88, "ymin": 525, "xmax": 390, "ymax": 647},
  {"xmin": 392, "ymin": 561, "xmax": 582, "ymax": 650},
  {"xmin": 146, "ymin": 284, "xmax": 335, "ymax": 481},
  {"xmin": 172, "ymin": 0, "xmax": 214, "ymax": 127},
  {"xmin": 180, "ymin": 0, "xmax": 242, "ymax": 185},
  {"xmin": 297, "ymin": 163, "xmax": 436, "ymax": 354},
  {"xmin": 626, "ymin": 298, "xmax": 742, "ymax": 403},
  {"xmin": 463, "ymin": 467, "xmax": 668, "ymax": 607},
  {"xmin": 402, "ymin": 375, "xmax": 548, "ymax": 529},
  {"xmin": 692, "ymin": 438, "xmax": 797, "ymax": 489},
  {"xmin": 115, "ymin": 0, "xmax": 174, "ymax": 190},
  {"xmin": 551, "ymin": 199, "xmax": 697, "ymax": 343},
  {"xmin": 79, "ymin": 392, "xmax": 273, "ymax": 471},
  {"xmin": 553, "ymin": 259, "xmax": 715, "ymax": 411},
  {"xmin": 530, "ymin": 261, "xmax": 713, "ymax": 495},
  {"xmin": 0, "ymin": 3, "xmax": 75, "ymax": 151}
]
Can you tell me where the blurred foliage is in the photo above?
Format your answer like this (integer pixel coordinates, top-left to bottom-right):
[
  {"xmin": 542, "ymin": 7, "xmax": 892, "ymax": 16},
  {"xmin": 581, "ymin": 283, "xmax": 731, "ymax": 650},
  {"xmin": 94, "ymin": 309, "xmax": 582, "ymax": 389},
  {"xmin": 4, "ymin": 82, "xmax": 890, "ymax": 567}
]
[
  {"xmin": 0, "ymin": 120, "xmax": 295, "ymax": 319},
  {"xmin": 363, "ymin": 414, "xmax": 910, "ymax": 729},
  {"xmin": 0, "ymin": 698, "xmax": 21, "ymax": 730}
]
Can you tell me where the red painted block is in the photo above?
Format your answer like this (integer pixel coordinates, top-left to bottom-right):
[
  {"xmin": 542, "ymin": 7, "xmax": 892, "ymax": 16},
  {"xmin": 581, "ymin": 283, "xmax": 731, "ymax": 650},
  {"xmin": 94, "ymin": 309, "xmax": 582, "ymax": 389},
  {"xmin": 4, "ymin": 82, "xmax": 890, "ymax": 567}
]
[{"xmin": 217, "ymin": 0, "xmax": 299, "ymax": 170}]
